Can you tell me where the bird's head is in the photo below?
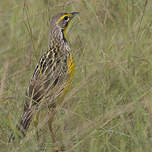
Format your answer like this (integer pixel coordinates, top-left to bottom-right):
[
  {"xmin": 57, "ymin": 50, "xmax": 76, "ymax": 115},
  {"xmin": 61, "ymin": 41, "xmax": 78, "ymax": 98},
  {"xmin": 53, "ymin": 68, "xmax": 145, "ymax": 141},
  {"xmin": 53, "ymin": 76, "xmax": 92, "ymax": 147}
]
[
  {"xmin": 54, "ymin": 12, "xmax": 79, "ymax": 30},
  {"xmin": 49, "ymin": 12, "xmax": 79, "ymax": 42}
]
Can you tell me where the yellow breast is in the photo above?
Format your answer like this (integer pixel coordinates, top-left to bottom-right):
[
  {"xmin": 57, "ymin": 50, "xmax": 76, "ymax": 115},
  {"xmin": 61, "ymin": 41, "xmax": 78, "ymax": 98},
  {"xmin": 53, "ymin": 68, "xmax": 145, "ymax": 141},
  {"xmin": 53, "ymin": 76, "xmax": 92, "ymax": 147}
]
[
  {"xmin": 68, "ymin": 53, "xmax": 75, "ymax": 79},
  {"xmin": 62, "ymin": 53, "xmax": 75, "ymax": 94},
  {"xmin": 57, "ymin": 53, "xmax": 74, "ymax": 104}
]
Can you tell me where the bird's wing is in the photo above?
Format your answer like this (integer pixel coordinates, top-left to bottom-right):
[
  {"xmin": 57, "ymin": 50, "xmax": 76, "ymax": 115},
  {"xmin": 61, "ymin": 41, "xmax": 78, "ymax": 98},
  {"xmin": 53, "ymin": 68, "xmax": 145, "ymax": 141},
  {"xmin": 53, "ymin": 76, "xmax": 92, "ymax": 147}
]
[{"xmin": 25, "ymin": 49, "xmax": 69, "ymax": 108}]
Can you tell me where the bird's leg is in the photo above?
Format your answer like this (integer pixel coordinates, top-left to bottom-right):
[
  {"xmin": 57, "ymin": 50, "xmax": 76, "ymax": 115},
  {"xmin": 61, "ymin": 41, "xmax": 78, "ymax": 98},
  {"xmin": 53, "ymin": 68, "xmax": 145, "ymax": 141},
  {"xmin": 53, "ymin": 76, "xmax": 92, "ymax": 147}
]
[
  {"xmin": 33, "ymin": 111, "xmax": 40, "ymax": 142},
  {"xmin": 48, "ymin": 108, "xmax": 56, "ymax": 145}
]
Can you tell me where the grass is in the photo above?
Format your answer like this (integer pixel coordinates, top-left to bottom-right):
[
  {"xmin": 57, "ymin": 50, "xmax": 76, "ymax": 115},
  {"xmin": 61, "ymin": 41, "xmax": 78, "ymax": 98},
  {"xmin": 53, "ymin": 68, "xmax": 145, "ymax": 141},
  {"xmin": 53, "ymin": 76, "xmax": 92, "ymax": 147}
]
[{"xmin": 1, "ymin": 0, "xmax": 152, "ymax": 151}]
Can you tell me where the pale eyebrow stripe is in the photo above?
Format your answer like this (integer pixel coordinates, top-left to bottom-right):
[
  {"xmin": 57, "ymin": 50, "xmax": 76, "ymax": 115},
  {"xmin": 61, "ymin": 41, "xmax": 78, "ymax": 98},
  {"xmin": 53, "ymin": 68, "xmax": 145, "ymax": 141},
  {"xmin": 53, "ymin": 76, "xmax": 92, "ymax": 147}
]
[{"xmin": 56, "ymin": 14, "xmax": 70, "ymax": 23}]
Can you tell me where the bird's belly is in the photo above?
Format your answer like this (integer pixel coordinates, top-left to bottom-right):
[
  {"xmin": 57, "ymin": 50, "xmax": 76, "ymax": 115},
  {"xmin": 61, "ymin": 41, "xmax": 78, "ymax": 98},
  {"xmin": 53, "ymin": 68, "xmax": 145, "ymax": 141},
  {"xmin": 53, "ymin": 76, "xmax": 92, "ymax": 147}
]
[
  {"xmin": 67, "ymin": 53, "xmax": 75, "ymax": 81},
  {"xmin": 62, "ymin": 53, "xmax": 75, "ymax": 96},
  {"xmin": 53, "ymin": 53, "xmax": 74, "ymax": 106}
]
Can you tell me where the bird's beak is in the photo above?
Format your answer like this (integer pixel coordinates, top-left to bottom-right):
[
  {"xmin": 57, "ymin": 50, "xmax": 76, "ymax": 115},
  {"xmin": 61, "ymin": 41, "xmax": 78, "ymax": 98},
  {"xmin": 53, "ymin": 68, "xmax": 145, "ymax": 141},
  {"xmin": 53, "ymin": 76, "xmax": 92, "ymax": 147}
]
[{"xmin": 70, "ymin": 12, "xmax": 79, "ymax": 19}]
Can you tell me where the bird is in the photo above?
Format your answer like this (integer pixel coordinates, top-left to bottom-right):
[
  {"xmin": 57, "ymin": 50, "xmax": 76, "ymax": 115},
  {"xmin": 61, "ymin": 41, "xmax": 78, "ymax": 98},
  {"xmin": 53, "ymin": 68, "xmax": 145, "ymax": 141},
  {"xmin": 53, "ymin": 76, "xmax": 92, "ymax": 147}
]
[{"xmin": 9, "ymin": 12, "xmax": 79, "ymax": 144}]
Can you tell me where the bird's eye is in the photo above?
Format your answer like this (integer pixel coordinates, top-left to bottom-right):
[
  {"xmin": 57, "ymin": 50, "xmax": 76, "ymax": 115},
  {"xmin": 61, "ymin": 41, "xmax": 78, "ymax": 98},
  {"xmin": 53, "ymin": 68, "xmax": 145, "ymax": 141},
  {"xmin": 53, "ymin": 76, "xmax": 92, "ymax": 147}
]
[{"xmin": 64, "ymin": 16, "xmax": 69, "ymax": 21}]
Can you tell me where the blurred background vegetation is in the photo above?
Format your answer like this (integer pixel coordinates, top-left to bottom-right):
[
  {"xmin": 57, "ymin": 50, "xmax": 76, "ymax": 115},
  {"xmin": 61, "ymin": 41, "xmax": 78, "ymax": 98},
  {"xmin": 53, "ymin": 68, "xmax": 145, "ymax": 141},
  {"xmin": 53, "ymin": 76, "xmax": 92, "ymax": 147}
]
[{"xmin": 1, "ymin": 0, "xmax": 152, "ymax": 151}]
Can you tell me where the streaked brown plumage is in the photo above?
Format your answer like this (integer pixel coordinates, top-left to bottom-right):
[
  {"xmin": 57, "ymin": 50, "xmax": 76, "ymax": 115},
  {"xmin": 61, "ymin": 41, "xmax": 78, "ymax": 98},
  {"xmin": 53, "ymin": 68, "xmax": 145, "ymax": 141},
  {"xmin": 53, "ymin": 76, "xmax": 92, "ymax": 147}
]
[{"xmin": 9, "ymin": 12, "xmax": 79, "ymax": 142}]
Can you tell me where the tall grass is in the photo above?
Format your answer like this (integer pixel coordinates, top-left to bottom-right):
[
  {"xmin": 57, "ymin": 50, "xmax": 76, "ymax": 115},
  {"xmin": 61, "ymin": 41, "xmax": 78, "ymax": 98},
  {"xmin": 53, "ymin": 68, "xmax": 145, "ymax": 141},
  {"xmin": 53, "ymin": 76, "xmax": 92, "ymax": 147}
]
[{"xmin": 1, "ymin": 0, "xmax": 152, "ymax": 151}]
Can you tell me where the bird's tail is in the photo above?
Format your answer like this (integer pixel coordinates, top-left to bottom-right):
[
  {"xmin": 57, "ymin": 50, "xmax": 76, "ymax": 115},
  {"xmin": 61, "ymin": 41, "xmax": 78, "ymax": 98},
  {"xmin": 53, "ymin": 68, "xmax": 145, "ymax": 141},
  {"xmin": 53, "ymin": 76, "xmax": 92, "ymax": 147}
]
[{"xmin": 9, "ymin": 107, "xmax": 33, "ymax": 142}]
